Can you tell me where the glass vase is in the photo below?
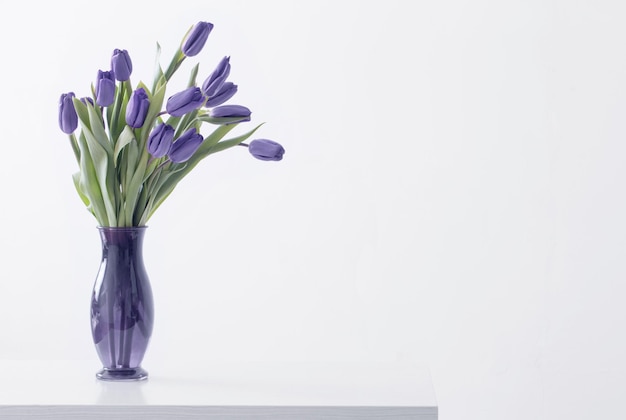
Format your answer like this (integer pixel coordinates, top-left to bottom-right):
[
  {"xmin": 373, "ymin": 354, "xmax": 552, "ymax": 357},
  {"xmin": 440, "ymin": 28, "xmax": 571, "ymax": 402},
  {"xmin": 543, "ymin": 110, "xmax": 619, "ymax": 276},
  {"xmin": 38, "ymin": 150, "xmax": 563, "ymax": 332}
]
[{"xmin": 90, "ymin": 226, "xmax": 154, "ymax": 381}]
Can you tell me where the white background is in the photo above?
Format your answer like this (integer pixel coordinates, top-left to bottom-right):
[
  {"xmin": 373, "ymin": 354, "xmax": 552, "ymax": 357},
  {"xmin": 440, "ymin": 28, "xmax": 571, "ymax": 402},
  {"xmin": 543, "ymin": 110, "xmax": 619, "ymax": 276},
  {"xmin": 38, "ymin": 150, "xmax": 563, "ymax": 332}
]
[{"xmin": 1, "ymin": 0, "xmax": 625, "ymax": 418}]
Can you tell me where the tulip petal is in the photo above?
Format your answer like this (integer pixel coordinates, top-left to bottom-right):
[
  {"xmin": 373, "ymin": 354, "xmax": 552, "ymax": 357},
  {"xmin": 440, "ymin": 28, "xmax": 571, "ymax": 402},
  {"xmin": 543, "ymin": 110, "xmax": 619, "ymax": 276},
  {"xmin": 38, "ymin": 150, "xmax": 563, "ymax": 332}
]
[
  {"xmin": 248, "ymin": 139, "xmax": 285, "ymax": 161},
  {"xmin": 126, "ymin": 88, "xmax": 150, "ymax": 128},
  {"xmin": 205, "ymin": 82, "xmax": 238, "ymax": 107},
  {"xmin": 111, "ymin": 49, "xmax": 133, "ymax": 81},
  {"xmin": 169, "ymin": 128, "xmax": 204, "ymax": 163},
  {"xmin": 202, "ymin": 56, "xmax": 231, "ymax": 97},
  {"xmin": 209, "ymin": 104, "xmax": 251, "ymax": 124},
  {"xmin": 166, "ymin": 87, "xmax": 205, "ymax": 117},
  {"xmin": 95, "ymin": 70, "xmax": 116, "ymax": 107},
  {"xmin": 59, "ymin": 92, "xmax": 78, "ymax": 134},
  {"xmin": 182, "ymin": 21, "xmax": 214, "ymax": 57},
  {"xmin": 147, "ymin": 123, "xmax": 175, "ymax": 158}
]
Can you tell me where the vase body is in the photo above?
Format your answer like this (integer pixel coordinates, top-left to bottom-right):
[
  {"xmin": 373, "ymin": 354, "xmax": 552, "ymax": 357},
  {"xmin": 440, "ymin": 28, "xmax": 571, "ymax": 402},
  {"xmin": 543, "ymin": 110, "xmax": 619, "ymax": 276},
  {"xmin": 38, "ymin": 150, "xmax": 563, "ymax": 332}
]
[{"xmin": 91, "ymin": 226, "xmax": 154, "ymax": 381}]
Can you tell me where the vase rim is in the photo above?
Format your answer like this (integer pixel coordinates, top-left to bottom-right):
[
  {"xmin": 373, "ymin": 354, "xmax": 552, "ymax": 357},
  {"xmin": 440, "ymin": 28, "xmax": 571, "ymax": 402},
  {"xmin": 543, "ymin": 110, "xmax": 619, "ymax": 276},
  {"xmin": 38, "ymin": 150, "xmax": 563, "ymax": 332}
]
[{"xmin": 97, "ymin": 226, "xmax": 148, "ymax": 231}]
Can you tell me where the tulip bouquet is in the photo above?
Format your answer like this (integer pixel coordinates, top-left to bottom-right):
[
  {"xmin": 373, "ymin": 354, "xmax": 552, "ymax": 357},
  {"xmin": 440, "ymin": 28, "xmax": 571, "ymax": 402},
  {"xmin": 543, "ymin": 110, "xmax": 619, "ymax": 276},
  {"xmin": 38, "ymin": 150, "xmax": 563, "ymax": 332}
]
[{"xmin": 58, "ymin": 21, "xmax": 285, "ymax": 227}]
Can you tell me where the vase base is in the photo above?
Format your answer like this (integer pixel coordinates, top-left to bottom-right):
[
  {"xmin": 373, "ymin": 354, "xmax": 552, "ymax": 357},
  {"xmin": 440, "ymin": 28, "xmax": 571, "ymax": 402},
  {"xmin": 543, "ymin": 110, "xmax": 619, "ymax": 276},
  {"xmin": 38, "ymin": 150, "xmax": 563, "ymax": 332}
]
[{"xmin": 96, "ymin": 367, "xmax": 149, "ymax": 381}]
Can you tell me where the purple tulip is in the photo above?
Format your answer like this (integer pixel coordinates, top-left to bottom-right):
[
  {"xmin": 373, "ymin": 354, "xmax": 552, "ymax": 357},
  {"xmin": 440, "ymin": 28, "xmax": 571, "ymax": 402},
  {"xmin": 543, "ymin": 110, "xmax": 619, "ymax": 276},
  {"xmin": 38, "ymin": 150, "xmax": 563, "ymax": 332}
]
[
  {"xmin": 95, "ymin": 70, "xmax": 115, "ymax": 107},
  {"xmin": 126, "ymin": 88, "xmax": 150, "ymax": 128},
  {"xmin": 248, "ymin": 139, "xmax": 285, "ymax": 161},
  {"xmin": 166, "ymin": 86, "xmax": 205, "ymax": 117},
  {"xmin": 209, "ymin": 104, "xmax": 251, "ymax": 124},
  {"xmin": 169, "ymin": 128, "xmax": 204, "ymax": 163},
  {"xmin": 181, "ymin": 21, "xmax": 214, "ymax": 57},
  {"xmin": 205, "ymin": 82, "xmax": 238, "ymax": 107},
  {"xmin": 111, "ymin": 48, "xmax": 132, "ymax": 81},
  {"xmin": 202, "ymin": 56, "xmax": 231, "ymax": 97},
  {"xmin": 80, "ymin": 97, "xmax": 94, "ymax": 106},
  {"xmin": 58, "ymin": 92, "xmax": 78, "ymax": 134},
  {"xmin": 147, "ymin": 123, "xmax": 175, "ymax": 158}
]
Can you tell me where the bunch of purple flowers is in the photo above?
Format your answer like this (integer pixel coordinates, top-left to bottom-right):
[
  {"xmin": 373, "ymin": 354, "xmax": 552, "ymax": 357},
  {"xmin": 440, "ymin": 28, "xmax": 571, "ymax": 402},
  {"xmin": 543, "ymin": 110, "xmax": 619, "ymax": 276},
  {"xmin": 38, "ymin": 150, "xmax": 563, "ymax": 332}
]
[{"xmin": 58, "ymin": 21, "xmax": 285, "ymax": 227}]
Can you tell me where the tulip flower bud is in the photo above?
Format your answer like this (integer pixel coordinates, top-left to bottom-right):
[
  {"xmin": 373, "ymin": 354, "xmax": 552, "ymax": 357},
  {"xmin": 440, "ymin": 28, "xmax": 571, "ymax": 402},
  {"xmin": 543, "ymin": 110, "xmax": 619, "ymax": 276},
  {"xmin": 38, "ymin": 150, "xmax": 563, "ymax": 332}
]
[
  {"xmin": 95, "ymin": 70, "xmax": 116, "ymax": 107},
  {"xmin": 181, "ymin": 21, "xmax": 214, "ymax": 57},
  {"xmin": 126, "ymin": 88, "xmax": 150, "ymax": 128},
  {"xmin": 111, "ymin": 49, "xmax": 133, "ymax": 81},
  {"xmin": 205, "ymin": 82, "xmax": 238, "ymax": 108},
  {"xmin": 248, "ymin": 139, "xmax": 285, "ymax": 161},
  {"xmin": 209, "ymin": 104, "xmax": 251, "ymax": 124},
  {"xmin": 169, "ymin": 128, "xmax": 204, "ymax": 163},
  {"xmin": 80, "ymin": 97, "xmax": 94, "ymax": 106},
  {"xmin": 166, "ymin": 87, "xmax": 205, "ymax": 117},
  {"xmin": 147, "ymin": 123, "xmax": 175, "ymax": 158},
  {"xmin": 202, "ymin": 56, "xmax": 231, "ymax": 97},
  {"xmin": 59, "ymin": 92, "xmax": 78, "ymax": 134}
]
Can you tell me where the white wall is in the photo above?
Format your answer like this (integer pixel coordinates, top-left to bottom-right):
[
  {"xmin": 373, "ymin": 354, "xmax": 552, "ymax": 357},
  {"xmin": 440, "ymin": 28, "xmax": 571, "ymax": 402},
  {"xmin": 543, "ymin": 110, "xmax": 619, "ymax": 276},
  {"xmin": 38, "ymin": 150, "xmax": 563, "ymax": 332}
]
[{"xmin": 1, "ymin": 0, "xmax": 625, "ymax": 418}]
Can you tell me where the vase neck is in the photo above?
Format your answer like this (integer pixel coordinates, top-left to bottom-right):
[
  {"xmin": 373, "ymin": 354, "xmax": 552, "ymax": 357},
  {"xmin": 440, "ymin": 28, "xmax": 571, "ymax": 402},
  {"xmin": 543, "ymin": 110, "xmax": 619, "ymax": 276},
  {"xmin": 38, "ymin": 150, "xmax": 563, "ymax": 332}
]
[{"xmin": 98, "ymin": 227, "xmax": 147, "ymax": 249}]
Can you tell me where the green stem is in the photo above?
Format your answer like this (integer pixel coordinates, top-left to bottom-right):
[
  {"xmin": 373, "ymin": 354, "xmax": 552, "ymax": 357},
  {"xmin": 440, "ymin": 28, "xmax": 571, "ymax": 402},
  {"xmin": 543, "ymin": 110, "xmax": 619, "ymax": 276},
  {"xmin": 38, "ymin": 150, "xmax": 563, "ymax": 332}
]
[
  {"xmin": 164, "ymin": 49, "xmax": 186, "ymax": 82},
  {"xmin": 69, "ymin": 134, "xmax": 80, "ymax": 164},
  {"xmin": 133, "ymin": 160, "xmax": 169, "ymax": 226},
  {"xmin": 174, "ymin": 110, "xmax": 198, "ymax": 138},
  {"xmin": 110, "ymin": 82, "xmax": 124, "ymax": 142}
]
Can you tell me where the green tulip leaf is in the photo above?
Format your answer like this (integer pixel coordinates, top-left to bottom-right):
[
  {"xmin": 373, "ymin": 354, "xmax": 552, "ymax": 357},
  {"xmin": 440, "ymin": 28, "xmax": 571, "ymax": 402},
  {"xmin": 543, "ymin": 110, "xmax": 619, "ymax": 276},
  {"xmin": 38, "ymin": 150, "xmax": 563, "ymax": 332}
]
[
  {"xmin": 77, "ymin": 133, "xmax": 108, "ymax": 225},
  {"xmin": 152, "ymin": 42, "xmax": 164, "ymax": 93},
  {"xmin": 124, "ymin": 152, "xmax": 148, "ymax": 226},
  {"xmin": 143, "ymin": 156, "xmax": 161, "ymax": 183},
  {"xmin": 72, "ymin": 171, "xmax": 91, "ymax": 208},
  {"xmin": 80, "ymin": 122, "xmax": 117, "ymax": 226},
  {"xmin": 125, "ymin": 140, "xmax": 139, "ymax": 198},
  {"xmin": 114, "ymin": 126, "xmax": 136, "ymax": 164},
  {"xmin": 188, "ymin": 63, "xmax": 199, "ymax": 88},
  {"xmin": 138, "ymin": 81, "xmax": 167, "ymax": 144},
  {"xmin": 86, "ymin": 104, "xmax": 113, "ymax": 155},
  {"xmin": 201, "ymin": 123, "xmax": 264, "ymax": 157},
  {"xmin": 72, "ymin": 98, "xmax": 92, "ymax": 132},
  {"xmin": 196, "ymin": 115, "xmax": 252, "ymax": 125}
]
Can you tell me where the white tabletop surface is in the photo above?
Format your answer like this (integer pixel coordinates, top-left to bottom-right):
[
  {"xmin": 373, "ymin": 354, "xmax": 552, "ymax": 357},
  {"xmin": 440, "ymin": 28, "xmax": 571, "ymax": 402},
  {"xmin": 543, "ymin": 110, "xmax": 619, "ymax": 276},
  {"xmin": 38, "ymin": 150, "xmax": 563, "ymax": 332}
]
[{"xmin": 0, "ymin": 359, "xmax": 438, "ymax": 419}]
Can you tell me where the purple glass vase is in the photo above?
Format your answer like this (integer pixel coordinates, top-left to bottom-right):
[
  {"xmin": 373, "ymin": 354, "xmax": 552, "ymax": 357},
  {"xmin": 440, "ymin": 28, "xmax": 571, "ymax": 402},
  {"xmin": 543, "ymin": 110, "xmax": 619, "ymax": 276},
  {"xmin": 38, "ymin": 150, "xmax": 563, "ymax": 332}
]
[{"xmin": 91, "ymin": 226, "xmax": 154, "ymax": 381}]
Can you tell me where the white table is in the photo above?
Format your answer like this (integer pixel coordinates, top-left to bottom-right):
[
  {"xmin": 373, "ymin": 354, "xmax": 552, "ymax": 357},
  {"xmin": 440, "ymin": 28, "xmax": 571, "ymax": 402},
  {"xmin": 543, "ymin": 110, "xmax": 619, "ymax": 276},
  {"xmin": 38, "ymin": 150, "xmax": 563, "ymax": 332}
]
[{"xmin": 0, "ymin": 360, "xmax": 438, "ymax": 419}]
